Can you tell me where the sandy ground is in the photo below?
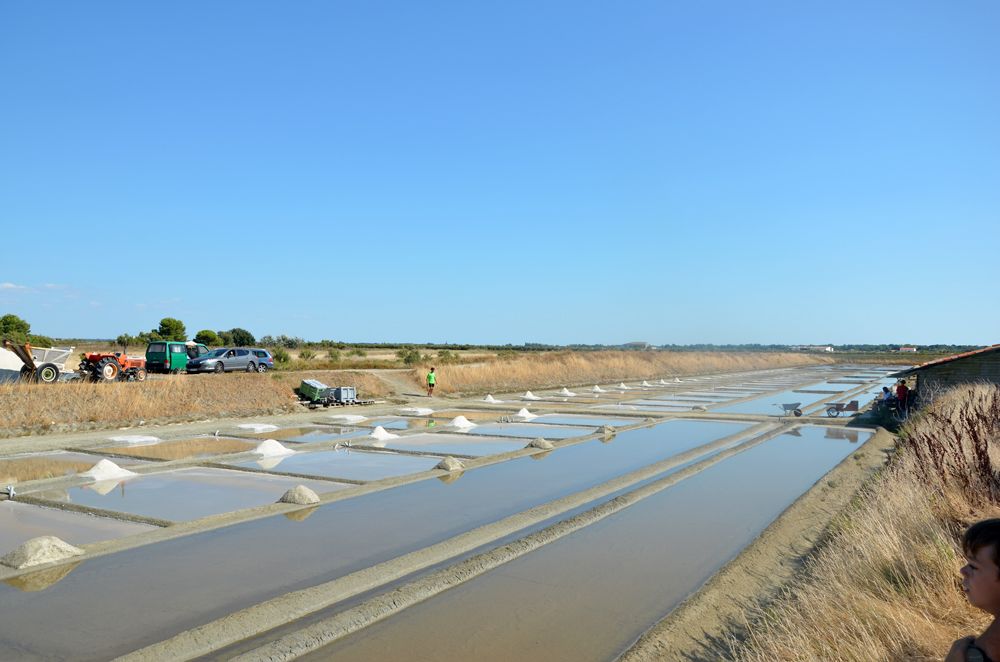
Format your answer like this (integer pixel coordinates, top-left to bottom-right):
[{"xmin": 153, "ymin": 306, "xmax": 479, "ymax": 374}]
[{"xmin": 618, "ymin": 425, "xmax": 895, "ymax": 661}]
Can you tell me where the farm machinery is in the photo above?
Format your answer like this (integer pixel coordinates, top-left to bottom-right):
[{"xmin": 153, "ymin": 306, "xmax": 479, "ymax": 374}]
[
  {"xmin": 78, "ymin": 352, "xmax": 148, "ymax": 382},
  {"xmin": 297, "ymin": 379, "xmax": 375, "ymax": 408},
  {"xmin": 1, "ymin": 339, "xmax": 76, "ymax": 383}
]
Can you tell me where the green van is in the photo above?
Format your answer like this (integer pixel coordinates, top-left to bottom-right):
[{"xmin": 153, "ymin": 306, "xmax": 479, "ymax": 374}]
[{"xmin": 145, "ymin": 341, "xmax": 210, "ymax": 374}]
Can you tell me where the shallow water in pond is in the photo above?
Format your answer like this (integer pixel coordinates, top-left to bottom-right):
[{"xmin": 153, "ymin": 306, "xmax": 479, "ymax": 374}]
[
  {"xmin": 372, "ymin": 433, "xmax": 530, "ymax": 457},
  {"xmin": 244, "ymin": 426, "xmax": 371, "ymax": 444},
  {"xmin": 0, "ymin": 452, "xmax": 141, "ymax": 484},
  {"xmin": 0, "ymin": 501, "xmax": 154, "ymax": 558},
  {"xmin": 225, "ymin": 448, "xmax": 442, "ymax": 481},
  {"xmin": 529, "ymin": 414, "xmax": 641, "ymax": 427},
  {"xmin": 56, "ymin": 468, "xmax": 345, "ymax": 522},
  {"xmin": 0, "ymin": 420, "xmax": 749, "ymax": 661},
  {"xmin": 305, "ymin": 426, "xmax": 871, "ymax": 662},
  {"xmin": 465, "ymin": 423, "xmax": 596, "ymax": 439},
  {"xmin": 711, "ymin": 388, "xmax": 836, "ymax": 415}
]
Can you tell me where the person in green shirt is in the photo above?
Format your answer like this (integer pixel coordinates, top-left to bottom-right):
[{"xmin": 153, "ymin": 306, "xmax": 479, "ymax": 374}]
[{"xmin": 426, "ymin": 367, "xmax": 436, "ymax": 397}]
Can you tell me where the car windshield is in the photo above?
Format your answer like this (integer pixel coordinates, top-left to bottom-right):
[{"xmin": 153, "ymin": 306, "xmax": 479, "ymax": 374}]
[{"xmin": 206, "ymin": 349, "xmax": 228, "ymax": 357}]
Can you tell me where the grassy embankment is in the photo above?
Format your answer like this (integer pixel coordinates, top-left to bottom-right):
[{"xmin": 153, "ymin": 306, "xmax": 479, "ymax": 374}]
[
  {"xmin": 0, "ymin": 371, "xmax": 390, "ymax": 438},
  {"xmin": 731, "ymin": 383, "xmax": 1000, "ymax": 661},
  {"xmin": 409, "ymin": 350, "xmax": 837, "ymax": 395}
]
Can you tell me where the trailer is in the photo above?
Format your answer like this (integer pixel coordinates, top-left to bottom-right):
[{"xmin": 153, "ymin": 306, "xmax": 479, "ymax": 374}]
[
  {"xmin": 297, "ymin": 379, "xmax": 375, "ymax": 408},
  {"xmin": 1, "ymin": 339, "xmax": 77, "ymax": 383}
]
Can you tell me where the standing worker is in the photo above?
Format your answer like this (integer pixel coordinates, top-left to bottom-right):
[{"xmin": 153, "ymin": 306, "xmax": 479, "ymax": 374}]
[{"xmin": 426, "ymin": 367, "xmax": 436, "ymax": 397}]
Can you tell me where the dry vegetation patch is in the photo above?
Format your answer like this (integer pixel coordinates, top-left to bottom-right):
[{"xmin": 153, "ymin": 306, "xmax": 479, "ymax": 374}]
[
  {"xmin": 0, "ymin": 457, "xmax": 96, "ymax": 484},
  {"xmin": 103, "ymin": 437, "xmax": 257, "ymax": 460},
  {"xmin": 0, "ymin": 375, "xmax": 300, "ymax": 438},
  {"xmin": 410, "ymin": 351, "xmax": 835, "ymax": 395},
  {"xmin": 732, "ymin": 384, "xmax": 1000, "ymax": 661}
]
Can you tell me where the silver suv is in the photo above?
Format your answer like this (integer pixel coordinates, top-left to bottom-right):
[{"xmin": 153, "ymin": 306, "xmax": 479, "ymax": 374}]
[{"xmin": 186, "ymin": 347, "xmax": 260, "ymax": 374}]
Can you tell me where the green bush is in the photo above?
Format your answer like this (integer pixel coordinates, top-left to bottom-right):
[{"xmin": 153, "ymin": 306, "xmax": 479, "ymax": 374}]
[
  {"xmin": 396, "ymin": 348, "xmax": 422, "ymax": 366},
  {"xmin": 272, "ymin": 347, "xmax": 290, "ymax": 364},
  {"xmin": 348, "ymin": 348, "xmax": 367, "ymax": 357},
  {"xmin": 27, "ymin": 334, "xmax": 55, "ymax": 348},
  {"xmin": 299, "ymin": 349, "xmax": 315, "ymax": 361}
]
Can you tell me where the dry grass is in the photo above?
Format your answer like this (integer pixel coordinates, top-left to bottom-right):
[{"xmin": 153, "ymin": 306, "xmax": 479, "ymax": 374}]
[
  {"xmin": 409, "ymin": 351, "xmax": 835, "ymax": 395},
  {"xmin": 103, "ymin": 437, "xmax": 256, "ymax": 460},
  {"xmin": 0, "ymin": 457, "xmax": 96, "ymax": 484},
  {"xmin": 732, "ymin": 384, "xmax": 1000, "ymax": 661},
  {"xmin": 0, "ymin": 375, "xmax": 300, "ymax": 438}
]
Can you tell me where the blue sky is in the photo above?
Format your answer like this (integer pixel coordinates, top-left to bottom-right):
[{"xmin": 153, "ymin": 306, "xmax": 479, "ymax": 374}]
[{"xmin": 2, "ymin": 1, "xmax": 998, "ymax": 345}]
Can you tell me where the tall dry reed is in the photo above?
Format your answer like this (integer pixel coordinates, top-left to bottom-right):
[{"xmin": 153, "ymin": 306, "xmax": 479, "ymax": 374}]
[
  {"xmin": 409, "ymin": 351, "xmax": 834, "ymax": 394},
  {"xmin": 732, "ymin": 384, "xmax": 1000, "ymax": 661}
]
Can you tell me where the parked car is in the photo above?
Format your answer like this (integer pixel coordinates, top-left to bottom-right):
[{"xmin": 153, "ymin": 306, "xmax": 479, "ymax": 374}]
[
  {"xmin": 186, "ymin": 347, "xmax": 267, "ymax": 374},
  {"xmin": 146, "ymin": 341, "xmax": 209, "ymax": 374},
  {"xmin": 250, "ymin": 348, "xmax": 274, "ymax": 372}
]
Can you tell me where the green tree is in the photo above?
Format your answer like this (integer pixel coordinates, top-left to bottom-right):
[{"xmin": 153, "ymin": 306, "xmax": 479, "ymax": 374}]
[
  {"xmin": 228, "ymin": 328, "xmax": 256, "ymax": 347},
  {"xmin": 216, "ymin": 330, "xmax": 233, "ymax": 346},
  {"xmin": 194, "ymin": 329, "xmax": 220, "ymax": 346},
  {"xmin": 116, "ymin": 333, "xmax": 139, "ymax": 352},
  {"xmin": 156, "ymin": 317, "xmax": 187, "ymax": 341},
  {"xmin": 396, "ymin": 347, "xmax": 422, "ymax": 366},
  {"xmin": 28, "ymin": 334, "xmax": 55, "ymax": 347},
  {"xmin": 0, "ymin": 314, "xmax": 31, "ymax": 344}
]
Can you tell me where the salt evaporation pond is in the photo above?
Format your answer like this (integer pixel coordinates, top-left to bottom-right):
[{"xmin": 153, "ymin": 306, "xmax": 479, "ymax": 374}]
[
  {"xmin": 225, "ymin": 448, "xmax": 442, "ymax": 482},
  {"xmin": 0, "ymin": 420, "xmax": 750, "ymax": 660},
  {"xmin": 0, "ymin": 452, "xmax": 141, "ymax": 484},
  {"xmin": 463, "ymin": 423, "xmax": 596, "ymax": 439},
  {"xmin": 529, "ymin": 414, "xmax": 640, "ymax": 427},
  {"xmin": 60, "ymin": 468, "xmax": 345, "ymax": 522},
  {"xmin": 102, "ymin": 437, "xmax": 257, "ymax": 460},
  {"xmin": 0, "ymin": 501, "xmax": 154, "ymax": 557},
  {"xmin": 371, "ymin": 433, "xmax": 529, "ymax": 457},
  {"xmin": 309, "ymin": 426, "xmax": 873, "ymax": 662},
  {"xmin": 246, "ymin": 426, "xmax": 371, "ymax": 444},
  {"xmin": 711, "ymin": 388, "xmax": 839, "ymax": 415}
]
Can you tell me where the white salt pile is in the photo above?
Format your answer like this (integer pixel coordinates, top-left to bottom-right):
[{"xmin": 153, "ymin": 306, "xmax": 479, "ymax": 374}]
[
  {"xmin": 659, "ymin": 379, "xmax": 669, "ymax": 385},
  {"xmin": 80, "ymin": 459, "xmax": 138, "ymax": 482},
  {"xmin": 641, "ymin": 381, "xmax": 652, "ymax": 388},
  {"xmin": 521, "ymin": 391, "xmax": 541, "ymax": 401},
  {"xmin": 278, "ymin": 485, "xmax": 320, "ymax": 505},
  {"xmin": 399, "ymin": 407, "xmax": 434, "ymax": 416},
  {"xmin": 370, "ymin": 426, "xmax": 400, "ymax": 440},
  {"xmin": 514, "ymin": 408, "xmax": 537, "ymax": 421},
  {"xmin": 107, "ymin": 435, "xmax": 160, "ymax": 446},
  {"xmin": 450, "ymin": 416, "xmax": 476, "ymax": 429},
  {"xmin": 527, "ymin": 438, "xmax": 553, "ymax": 450},
  {"xmin": 559, "ymin": 388, "xmax": 577, "ymax": 397},
  {"xmin": 1, "ymin": 536, "xmax": 84, "ymax": 570},
  {"xmin": 483, "ymin": 394, "xmax": 503, "ymax": 404},
  {"xmin": 237, "ymin": 423, "xmax": 279, "ymax": 433},
  {"xmin": 592, "ymin": 385, "xmax": 605, "ymax": 393},
  {"xmin": 329, "ymin": 415, "xmax": 367, "ymax": 424},
  {"xmin": 618, "ymin": 382, "xmax": 631, "ymax": 390},
  {"xmin": 253, "ymin": 439, "xmax": 296, "ymax": 457},
  {"xmin": 674, "ymin": 377, "xmax": 682, "ymax": 383}
]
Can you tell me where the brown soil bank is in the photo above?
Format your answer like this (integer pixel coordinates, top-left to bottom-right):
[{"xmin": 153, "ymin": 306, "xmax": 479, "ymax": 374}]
[
  {"xmin": 0, "ymin": 370, "xmax": 389, "ymax": 438},
  {"xmin": 411, "ymin": 351, "xmax": 836, "ymax": 395},
  {"xmin": 627, "ymin": 384, "xmax": 1000, "ymax": 661}
]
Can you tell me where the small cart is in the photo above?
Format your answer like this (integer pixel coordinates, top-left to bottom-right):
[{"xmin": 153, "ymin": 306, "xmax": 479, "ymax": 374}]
[
  {"xmin": 297, "ymin": 379, "xmax": 374, "ymax": 408},
  {"xmin": 774, "ymin": 402, "xmax": 803, "ymax": 417},
  {"xmin": 825, "ymin": 400, "xmax": 859, "ymax": 417}
]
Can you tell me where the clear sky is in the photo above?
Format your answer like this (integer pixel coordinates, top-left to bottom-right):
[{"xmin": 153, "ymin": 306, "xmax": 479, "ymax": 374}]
[{"xmin": 2, "ymin": 1, "xmax": 998, "ymax": 345}]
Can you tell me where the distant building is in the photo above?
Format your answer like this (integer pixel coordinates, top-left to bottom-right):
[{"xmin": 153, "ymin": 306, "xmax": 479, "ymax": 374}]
[
  {"xmin": 622, "ymin": 342, "xmax": 652, "ymax": 350},
  {"xmin": 899, "ymin": 346, "xmax": 918, "ymax": 353},
  {"xmin": 893, "ymin": 344, "xmax": 1000, "ymax": 395}
]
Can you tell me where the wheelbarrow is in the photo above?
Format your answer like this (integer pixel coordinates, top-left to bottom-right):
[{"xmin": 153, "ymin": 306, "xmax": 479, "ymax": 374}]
[
  {"xmin": 825, "ymin": 400, "xmax": 859, "ymax": 417},
  {"xmin": 774, "ymin": 402, "xmax": 803, "ymax": 417}
]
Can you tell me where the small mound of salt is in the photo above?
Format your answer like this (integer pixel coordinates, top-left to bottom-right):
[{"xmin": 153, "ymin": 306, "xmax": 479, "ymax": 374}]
[
  {"xmin": 329, "ymin": 415, "xmax": 367, "ymax": 424},
  {"xmin": 450, "ymin": 416, "xmax": 476, "ymax": 429},
  {"xmin": 618, "ymin": 382, "xmax": 630, "ymax": 390},
  {"xmin": 674, "ymin": 377, "xmax": 681, "ymax": 383},
  {"xmin": 80, "ymin": 459, "xmax": 137, "ymax": 482},
  {"xmin": 107, "ymin": 435, "xmax": 160, "ymax": 446},
  {"xmin": 514, "ymin": 408, "xmax": 537, "ymax": 421},
  {"xmin": 254, "ymin": 440, "xmax": 295, "ymax": 457},
  {"xmin": 436, "ymin": 457, "xmax": 464, "ymax": 472},
  {"xmin": 521, "ymin": 391, "xmax": 541, "ymax": 401},
  {"xmin": 237, "ymin": 423, "xmax": 279, "ymax": 433},
  {"xmin": 527, "ymin": 438, "xmax": 553, "ymax": 450},
  {"xmin": 370, "ymin": 426, "xmax": 399, "ymax": 441},
  {"xmin": 592, "ymin": 385, "xmax": 605, "ymax": 393},
  {"xmin": 659, "ymin": 379, "xmax": 669, "ymax": 385},
  {"xmin": 641, "ymin": 381, "xmax": 652, "ymax": 388},
  {"xmin": 483, "ymin": 394, "xmax": 503, "ymax": 404},
  {"xmin": 559, "ymin": 388, "xmax": 577, "ymax": 397},
  {"xmin": 278, "ymin": 485, "xmax": 320, "ymax": 505},
  {"xmin": 1, "ymin": 536, "xmax": 84, "ymax": 570},
  {"xmin": 399, "ymin": 407, "xmax": 434, "ymax": 416}
]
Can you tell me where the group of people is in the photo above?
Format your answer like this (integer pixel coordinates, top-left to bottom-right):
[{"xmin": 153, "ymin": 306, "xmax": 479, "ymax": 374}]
[{"xmin": 879, "ymin": 378, "xmax": 912, "ymax": 414}]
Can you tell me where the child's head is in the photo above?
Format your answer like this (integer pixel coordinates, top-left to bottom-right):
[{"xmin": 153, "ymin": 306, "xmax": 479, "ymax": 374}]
[{"xmin": 961, "ymin": 519, "xmax": 1000, "ymax": 614}]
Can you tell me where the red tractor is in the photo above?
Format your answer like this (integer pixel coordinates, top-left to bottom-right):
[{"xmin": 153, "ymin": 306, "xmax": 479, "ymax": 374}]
[{"xmin": 79, "ymin": 352, "xmax": 148, "ymax": 382}]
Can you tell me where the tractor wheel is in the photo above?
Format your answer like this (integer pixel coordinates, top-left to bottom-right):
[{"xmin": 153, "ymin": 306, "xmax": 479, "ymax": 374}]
[
  {"xmin": 36, "ymin": 363, "xmax": 60, "ymax": 384},
  {"xmin": 135, "ymin": 367, "xmax": 147, "ymax": 382},
  {"xmin": 246, "ymin": 362, "xmax": 256, "ymax": 373},
  {"xmin": 214, "ymin": 363, "xmax": 225, "ymax": 374},
  {"xmin": 96, "ymin": 357, "xmax": 122, "ymax": 381},
  {"xmin": 19, "ymin": 366, "xmax": 35, "ymax": 382},
  {"xmin": 256, "ymin": 363, "xmax": 268, "ymax": 373}
]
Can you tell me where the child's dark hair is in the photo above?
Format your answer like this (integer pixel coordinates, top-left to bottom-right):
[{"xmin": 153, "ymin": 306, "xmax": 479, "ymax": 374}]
[{"xmin": 963, "ymin": 519, "xmax": 1000, "ymax": 573}]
